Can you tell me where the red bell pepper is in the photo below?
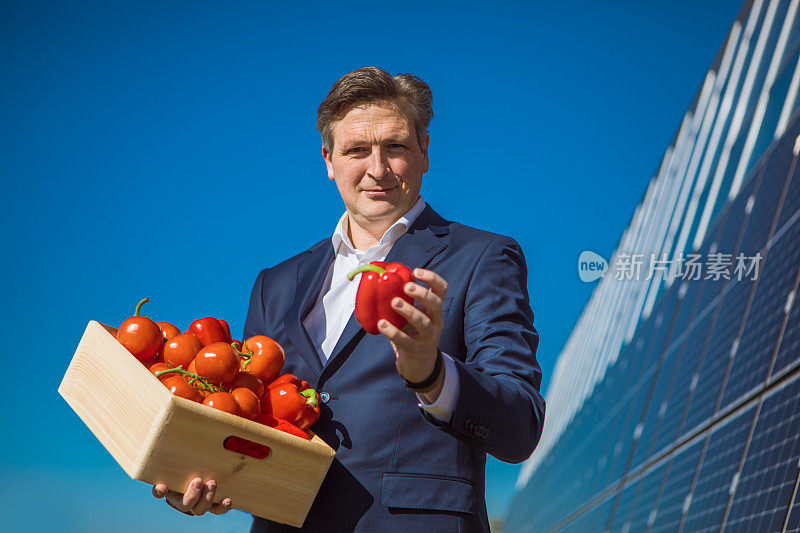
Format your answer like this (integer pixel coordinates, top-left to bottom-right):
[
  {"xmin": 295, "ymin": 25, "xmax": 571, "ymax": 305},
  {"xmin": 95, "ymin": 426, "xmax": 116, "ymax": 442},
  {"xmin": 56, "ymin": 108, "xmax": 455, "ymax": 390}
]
[
  {"xmin": 218, "ymin": 319, "xmax": 232, "ymax": 344},
  {"xmin": 187, "ymin": 317, "xmax": 232, "ymax": 347},
  {"xmin": 270, "ymin": 419, "xmax": 312, "ymax": 440},
  {"xmin": 347, "ymin": 261, "xmax": 414, "ymax": 335},
  {"xmin": 262, "ymin": 374, "xmax": 321, "ymax": 430},
  {"xmin": 256, "ymin": 413, "xmax": 312, "ymax": 440}
]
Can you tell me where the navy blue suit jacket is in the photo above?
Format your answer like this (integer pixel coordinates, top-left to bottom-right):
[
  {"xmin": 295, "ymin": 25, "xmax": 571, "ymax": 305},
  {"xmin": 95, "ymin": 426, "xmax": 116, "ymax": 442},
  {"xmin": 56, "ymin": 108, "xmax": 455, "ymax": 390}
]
[{"xmin": 244, "ymin": 205, "xmax": 545, "ymax": 532}]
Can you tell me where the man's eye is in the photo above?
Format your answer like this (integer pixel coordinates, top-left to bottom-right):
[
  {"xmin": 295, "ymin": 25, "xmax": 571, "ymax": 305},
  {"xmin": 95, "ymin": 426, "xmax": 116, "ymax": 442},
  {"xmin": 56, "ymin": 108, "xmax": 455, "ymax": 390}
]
[
  {"xmin": 346, "ymin": 147, "xmax": 367, "ymax": 155},
  {"xmin": 388, "ymin": 144, "xmax": 407, "ymax": 150}
]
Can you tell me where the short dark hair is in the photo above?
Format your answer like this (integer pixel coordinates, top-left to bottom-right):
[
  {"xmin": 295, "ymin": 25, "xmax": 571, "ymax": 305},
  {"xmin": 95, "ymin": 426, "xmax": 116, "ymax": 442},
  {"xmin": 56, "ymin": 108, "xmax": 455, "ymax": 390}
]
[{"xmin": 316, "ymin": 66, "xmax": 433, "ymax": 151}]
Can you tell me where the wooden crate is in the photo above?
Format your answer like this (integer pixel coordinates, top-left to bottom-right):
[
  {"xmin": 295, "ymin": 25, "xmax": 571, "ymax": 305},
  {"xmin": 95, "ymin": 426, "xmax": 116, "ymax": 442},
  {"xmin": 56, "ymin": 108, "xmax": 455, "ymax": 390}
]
[{"xmin": 58, "ymin": 320, "xmax": 335, "ymax": 527}]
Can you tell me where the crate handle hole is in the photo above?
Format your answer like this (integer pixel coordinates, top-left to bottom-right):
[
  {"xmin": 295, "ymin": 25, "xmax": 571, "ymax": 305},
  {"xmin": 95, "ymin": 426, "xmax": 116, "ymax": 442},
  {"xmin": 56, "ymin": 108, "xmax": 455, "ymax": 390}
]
[{"xmin": 223, "ymin": 436, "xmax": 271, "ymax": 460}]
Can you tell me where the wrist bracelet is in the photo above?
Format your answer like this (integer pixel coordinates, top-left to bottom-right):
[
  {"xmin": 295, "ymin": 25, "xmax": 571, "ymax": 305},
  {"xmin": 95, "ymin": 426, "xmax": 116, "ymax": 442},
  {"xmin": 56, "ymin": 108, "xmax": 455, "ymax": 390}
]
[{"xmin": 403, "ymin": 350, "xmax": 444, "ymax": 393}]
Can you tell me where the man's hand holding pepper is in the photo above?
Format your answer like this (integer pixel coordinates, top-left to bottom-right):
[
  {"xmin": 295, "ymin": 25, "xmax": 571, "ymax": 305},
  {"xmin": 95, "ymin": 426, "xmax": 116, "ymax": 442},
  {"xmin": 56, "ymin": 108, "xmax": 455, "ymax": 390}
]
[{"xmin": 378, "ymin": 267, "xmax": 448, "ymax": 403}]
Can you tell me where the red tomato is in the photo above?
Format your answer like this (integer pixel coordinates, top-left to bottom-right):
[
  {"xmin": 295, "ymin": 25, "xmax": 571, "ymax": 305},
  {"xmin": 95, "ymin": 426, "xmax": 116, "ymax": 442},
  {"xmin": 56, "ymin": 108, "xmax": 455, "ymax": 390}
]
[
  {"xmin": 203, "ymin": 392, "xmax": 241, "ymax": 416},
  {"xmin": 241, "ymin": 336, "xmax": 285, "ymax": 384},
  {"xmin": 139, "ymin": 355, "xmax": 160, "ymax": 368},
  {"xmin": 163, "ymin": 375, "xmax": 203, "ymax": 402},
  {"xmin": 231, "ymin": 387, "xmax": 261, "ymax": 420},
  {"xmin": 149, "ymin": 362, "xmax": 173, "ymax": 382},
  {"xmin": 227, "ymin": 372, "xmax": 265, "ymax": 398},
  {"xmin": 184, "ymin": 359, "xmax": 198, "ymax": 383},
  {"xmin": 117, "ymin": 317, "xmax": 162, "ymax": 362},
  {"xmin": 156, "ymin": 321, "xmax": 181, "ymax": 341},
  {"xmin": 161, "ymin": 333, "xmax": 202, "ymax": 369},
  {"xmin": 195, "ymin": 342, "xmax": 240, "ymax": 386}
]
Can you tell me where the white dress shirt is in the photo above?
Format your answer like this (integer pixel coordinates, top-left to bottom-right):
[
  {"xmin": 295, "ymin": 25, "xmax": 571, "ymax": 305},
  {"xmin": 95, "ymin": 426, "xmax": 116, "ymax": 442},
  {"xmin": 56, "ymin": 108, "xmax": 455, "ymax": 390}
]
[{"xmin": 302, "ymin": 196, "xmax": 459, "ymax": 421}]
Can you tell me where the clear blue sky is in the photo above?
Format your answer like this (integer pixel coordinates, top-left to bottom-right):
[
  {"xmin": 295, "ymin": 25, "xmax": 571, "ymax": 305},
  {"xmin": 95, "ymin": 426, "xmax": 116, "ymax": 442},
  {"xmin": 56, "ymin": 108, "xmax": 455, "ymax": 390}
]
[{"xmin": 1, "ymin": 1, "xmax": 743, "ymax": 530}]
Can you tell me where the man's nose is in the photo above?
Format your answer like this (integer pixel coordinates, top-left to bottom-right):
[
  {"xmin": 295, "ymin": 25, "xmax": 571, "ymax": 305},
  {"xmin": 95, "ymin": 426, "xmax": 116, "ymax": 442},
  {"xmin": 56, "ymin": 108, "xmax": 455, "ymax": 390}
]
[{"xmin": 366, "ymin": 148, "xmax": 390, "ymax": 179}]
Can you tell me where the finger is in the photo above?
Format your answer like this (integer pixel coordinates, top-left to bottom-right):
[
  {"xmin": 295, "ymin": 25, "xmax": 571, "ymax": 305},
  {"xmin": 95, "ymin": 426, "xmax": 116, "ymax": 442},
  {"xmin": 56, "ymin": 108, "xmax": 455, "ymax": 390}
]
[
  {"xmin": 379, "ymin": 319, "xmax": 417, "ymax": 353},
  {"xmin": 191, "ymin": 480, "xmax": 216, "ymax": 516},
  {"xmin": 404, "ymin": 282, "xmax": 442, "ymax": 319},
  {"xmin": 165, "ymin": 490, "xmax": 188, "ymax": 513},
  {"xmin": 392, "ymin": 297, "xmax": 432, "ymax": 334},
  {"xmin": 152, "ymin": 484, "xmax": 167, "ymax": 499},
  {"xmin": 180, "ymin": 477, "xmax": 204, "ymax": 510},
  {"xmin": 413, "ymin": 268, "xmax": 448, "ymax": 299},
  {"xmin": 209, "ymin": 498, "xmax": 233, "ymax": 515}
]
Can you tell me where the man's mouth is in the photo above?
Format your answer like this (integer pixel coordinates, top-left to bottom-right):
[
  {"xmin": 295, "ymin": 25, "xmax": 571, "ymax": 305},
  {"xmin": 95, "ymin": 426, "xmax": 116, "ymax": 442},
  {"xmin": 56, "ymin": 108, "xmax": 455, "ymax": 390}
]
[{"xmin": 363, "ymin": 186, "xmax": 397, "ymax": 193}]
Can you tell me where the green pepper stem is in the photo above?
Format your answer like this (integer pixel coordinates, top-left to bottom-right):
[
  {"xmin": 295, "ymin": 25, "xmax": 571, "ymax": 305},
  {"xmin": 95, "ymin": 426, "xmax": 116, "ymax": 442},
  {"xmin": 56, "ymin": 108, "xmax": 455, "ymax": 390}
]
[
  {"xmin": 134, "ymin": 298, "xmax": 150, "ymax": 317},
  {"xmin": 300, "ymin": 388, "xmax": 319, "ymax": 408},
  {"xmin": 347, "ymin": 264, "xmax": 385, "ymax": 281}
]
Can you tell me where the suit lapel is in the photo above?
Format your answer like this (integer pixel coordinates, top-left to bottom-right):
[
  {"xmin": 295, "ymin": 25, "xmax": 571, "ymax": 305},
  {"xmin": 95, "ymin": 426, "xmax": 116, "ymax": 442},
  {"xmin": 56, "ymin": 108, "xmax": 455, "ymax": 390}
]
[
  {"xmin": 284, "ymin": 239, "xmax": 334, "ymax": 378},
  {"xmin": 320, "ymin": 205, "xmax": 451, "ymax": 383}
]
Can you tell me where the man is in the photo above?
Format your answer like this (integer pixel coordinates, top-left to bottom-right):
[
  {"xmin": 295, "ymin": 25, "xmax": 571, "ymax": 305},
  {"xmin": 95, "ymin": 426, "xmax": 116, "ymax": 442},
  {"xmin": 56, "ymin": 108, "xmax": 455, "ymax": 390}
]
[{"xmin": 153, "ymin": 67, "xmax": 545, "ymax": 531}]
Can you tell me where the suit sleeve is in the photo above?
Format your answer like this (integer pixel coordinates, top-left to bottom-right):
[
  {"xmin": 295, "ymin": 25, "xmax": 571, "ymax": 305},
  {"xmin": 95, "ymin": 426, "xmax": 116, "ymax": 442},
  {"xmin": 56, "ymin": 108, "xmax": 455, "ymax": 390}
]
[
  {"xmin": 421, "ymin": 236, "xmax": 546, "ymax": 464},
  {"xmin": 243, "ymin": 268, "xmax": 269, "ymax": 340}
]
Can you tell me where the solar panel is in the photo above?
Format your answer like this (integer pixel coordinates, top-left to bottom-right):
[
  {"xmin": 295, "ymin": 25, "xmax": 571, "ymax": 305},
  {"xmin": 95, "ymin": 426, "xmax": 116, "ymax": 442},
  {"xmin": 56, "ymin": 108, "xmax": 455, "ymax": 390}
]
[
  {"xmin": 590, "ymin": 389, "xmax": 636, "ymax": 497},
  {"xmin": 591, "ymin": 492, "xmax": 617, "ymax": 533},
  {"xmin": 652, "ymin": 312, "xmax": 715, "ymax": 453},
  {"xmin": 558, "ymin": 504, "xmax": 595, "ymax": 533},
  {"xmin": 629, "ymin": 349, "xmax": 679, "ymax": 473},
  {"xmin": 770, "ymin": 260, "xmax": 800, "ymax": 380},
  {"xmin": 679, "ymin": 268, "xmax": 755, "ymax": 433},
  {"xmin": 604, "ymin": 376, "xmax": 656, "ymax": 491},
  {"xmin": 628, "ymin": 287, "xmax": 686, "ymax": 472},
  {"xmin": 607, "ymin": 478, "xmax": 638, "ymax": 532},
  {"xmin": 507, "ymin": 9, "xmax": 800, "ymax": 530},
  {"xmin": 558, "ymin": 492, "xmax": 616, "ymax": 533},
  {"xmin": 680, "ymin": 275, "xmax": 757, "ymax": 438},
  {"xmin": 777, "ymin": 139, "xmax": 800, "ymax": 229},
  {"xmin": 788, "ymin": 501, "xmax": 800, "ymax": 532},
  {"xmin": 626, "ymin": 460, "xmax": 669, "ymax": 532},
  {"xmin": 649, "ymin": 438, "xmax": 704, "ymax": 532},
  {"xmin": 620, "ymin": 309, "xmax": 660, "ymax": 391},
  {"xmin": 598, "ymin": 319, "xmax": 673, "ymax": 491},
  {"xmin": 737, "ymin": 109, "xmax": 798, "ymax": 257},
  {"xmin": 724, "ymin": 372, "xmax": 800, "ymax": 532},
  {"xmin": 680, "ymin": 402, "xmax": 758, "ymax": 532},
  {"xmin": 719, "ymin": 212, "xmax": 800, "ymax": 412},
  {"xmin": 676, "ymin": 163, "xmax": 756, "ymax": 431}
]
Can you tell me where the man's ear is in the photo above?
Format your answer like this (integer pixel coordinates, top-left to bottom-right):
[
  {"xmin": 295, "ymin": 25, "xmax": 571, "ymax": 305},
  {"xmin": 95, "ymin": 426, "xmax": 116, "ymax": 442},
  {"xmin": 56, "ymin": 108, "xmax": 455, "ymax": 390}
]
[
  {"xmin": 322, "ymin": 145, "xmax": 335, "ymax": 181},
  {"xmin": 420, "ymin": 134, "xmax": 430, "ymax": 174}
]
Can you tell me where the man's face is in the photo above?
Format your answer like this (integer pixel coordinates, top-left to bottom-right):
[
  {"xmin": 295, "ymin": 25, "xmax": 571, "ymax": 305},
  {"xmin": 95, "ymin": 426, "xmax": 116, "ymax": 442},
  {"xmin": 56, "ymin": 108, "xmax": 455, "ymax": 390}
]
[{"xmin": 322, "ymin": 100, "xmax": 429, "ymax": 229}]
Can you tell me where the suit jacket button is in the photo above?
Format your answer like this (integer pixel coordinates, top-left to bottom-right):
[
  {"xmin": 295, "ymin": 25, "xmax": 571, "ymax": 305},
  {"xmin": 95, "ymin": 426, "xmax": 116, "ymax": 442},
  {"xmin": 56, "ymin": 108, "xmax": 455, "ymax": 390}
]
[
  {"xmin": 320, "ymin": 392, "xmax": 331, "ymax": 404},
  {"xmin": 474, "ymin": 425, "xmax": 489, "ymax": 439},
  {"xmin": 463, "ymin": 418, "xmax": 474, "ymax": 432}
]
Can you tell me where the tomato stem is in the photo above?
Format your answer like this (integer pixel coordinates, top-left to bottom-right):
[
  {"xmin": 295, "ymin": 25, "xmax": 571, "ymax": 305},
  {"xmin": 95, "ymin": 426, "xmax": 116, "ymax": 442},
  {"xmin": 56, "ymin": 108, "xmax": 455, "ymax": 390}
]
[
  {"xmin": 234, "ymin": 344, "xmax": 254, "ymax": 370},
  {"xmin": 134, "ymin": 297, "xmax": 150, "ymax": 317},
  {"xmin": 155, "ymin": 367, "xmax": 220, "ymax": 393}
]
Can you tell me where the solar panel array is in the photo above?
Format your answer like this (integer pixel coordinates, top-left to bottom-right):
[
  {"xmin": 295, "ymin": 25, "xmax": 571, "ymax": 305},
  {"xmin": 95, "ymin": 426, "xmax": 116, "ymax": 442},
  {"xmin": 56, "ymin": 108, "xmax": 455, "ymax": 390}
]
[{"xmin": 507, "ymin": 1, "xmax": 800, "ymax": 531}]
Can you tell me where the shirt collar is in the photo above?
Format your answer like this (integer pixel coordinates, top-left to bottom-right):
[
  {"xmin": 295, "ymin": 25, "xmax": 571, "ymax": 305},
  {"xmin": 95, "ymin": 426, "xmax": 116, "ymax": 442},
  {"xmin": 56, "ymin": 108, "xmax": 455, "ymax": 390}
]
[{"xmin": 331, "ymin": 196, "xmax": 427, "ymax": 255}]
